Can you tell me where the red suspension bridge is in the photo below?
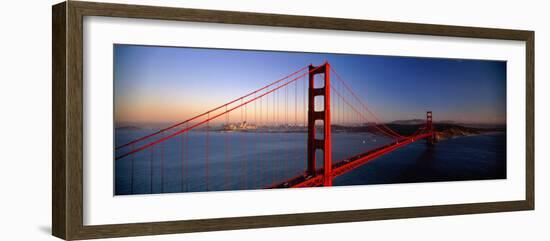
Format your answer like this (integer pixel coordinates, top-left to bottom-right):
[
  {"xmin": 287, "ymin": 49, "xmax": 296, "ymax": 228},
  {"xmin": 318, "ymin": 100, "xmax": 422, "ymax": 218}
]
[{"xmin": 115, "ymin": 62, "xmax": 436, "ymax": 194}]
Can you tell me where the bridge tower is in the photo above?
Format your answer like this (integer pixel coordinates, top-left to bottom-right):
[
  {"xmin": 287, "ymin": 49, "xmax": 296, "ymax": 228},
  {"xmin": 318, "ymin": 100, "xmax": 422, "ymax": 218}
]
[
  {"xmin": 307, "ymin": 62, "xmax": 332, "ymax": 186},
  {"xmin": 427, "ymin": 111, "xmax": 436, "ymax": 145}
]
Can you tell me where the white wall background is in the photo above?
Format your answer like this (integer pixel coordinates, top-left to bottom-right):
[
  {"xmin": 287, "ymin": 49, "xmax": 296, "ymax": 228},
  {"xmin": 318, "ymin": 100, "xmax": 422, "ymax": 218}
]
[{"xmin": 0, "ymin": 0, "xmax": 547, "ymax": 240}]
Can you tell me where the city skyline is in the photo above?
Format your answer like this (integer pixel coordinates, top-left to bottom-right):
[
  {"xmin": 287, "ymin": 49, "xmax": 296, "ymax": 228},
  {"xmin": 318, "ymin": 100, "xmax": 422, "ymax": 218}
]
[{"xmin": 114, "ymin": 44, "xmax": 507, "ymax": 126}]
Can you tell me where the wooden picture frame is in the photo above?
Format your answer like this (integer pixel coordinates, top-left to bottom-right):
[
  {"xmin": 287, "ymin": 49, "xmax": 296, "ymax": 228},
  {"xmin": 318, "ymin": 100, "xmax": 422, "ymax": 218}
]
[{"xmin": 52, "ymin": 1, "xmax": 534, "ymax": 240}]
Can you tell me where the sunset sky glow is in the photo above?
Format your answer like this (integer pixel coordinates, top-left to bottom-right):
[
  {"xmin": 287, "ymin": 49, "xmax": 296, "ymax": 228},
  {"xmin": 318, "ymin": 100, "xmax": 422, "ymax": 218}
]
[{"xmin": 114, "ymin": 44, "xmax": 506, "ymax": 126}]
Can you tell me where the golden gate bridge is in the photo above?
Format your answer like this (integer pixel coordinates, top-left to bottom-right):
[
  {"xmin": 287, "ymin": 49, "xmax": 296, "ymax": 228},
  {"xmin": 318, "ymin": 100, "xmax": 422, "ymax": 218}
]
[{"xmin": 115, "ymin": 62, "xmax": 436, "ymax": 194}]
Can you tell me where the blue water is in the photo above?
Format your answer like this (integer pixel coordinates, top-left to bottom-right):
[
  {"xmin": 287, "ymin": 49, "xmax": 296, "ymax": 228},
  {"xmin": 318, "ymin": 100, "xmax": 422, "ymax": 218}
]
[
  {"xmin": 333, "ymin": 132, "xmax": 506, "ymax": 186},
  {"xmin": 114, "ymin": 131, "xmax": 506, "ymax": 195}
]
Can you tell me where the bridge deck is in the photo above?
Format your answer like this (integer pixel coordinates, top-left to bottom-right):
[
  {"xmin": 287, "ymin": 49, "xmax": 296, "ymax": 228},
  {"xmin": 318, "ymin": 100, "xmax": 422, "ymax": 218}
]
[{"xmin": 269, "ymin": 132, "xmax": 434, "ymax": 188}]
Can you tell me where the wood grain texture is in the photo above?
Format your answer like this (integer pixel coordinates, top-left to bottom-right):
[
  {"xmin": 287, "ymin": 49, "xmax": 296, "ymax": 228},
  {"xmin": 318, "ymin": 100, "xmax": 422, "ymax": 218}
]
[
  {"xmin": 66, "ymin": 2, "xmax": 85, "ymax": 240},
  {"xmin": 525, "ymin": 32, "xmax": 535, "ymax": 209},
  {"xmin": 72, "ymin": 1, "xmax": 533, "ymax": 40},
  {"xmin": 51, "ymin": 1, "xmax": 535, "ymax": 240},
  {"xmin": 73, "ymin": 201, "xmax": 530, "ymax": 240},
  {"xmin": 52, "ymin": 2, "xmax": 67, "ymax": 239}
]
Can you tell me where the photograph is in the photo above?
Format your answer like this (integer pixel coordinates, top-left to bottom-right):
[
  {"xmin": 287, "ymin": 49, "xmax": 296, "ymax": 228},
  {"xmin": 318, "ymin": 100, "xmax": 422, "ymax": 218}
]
[{"xmin": 113, "ymin": 44, "xmax": 507, "ymax": 195}]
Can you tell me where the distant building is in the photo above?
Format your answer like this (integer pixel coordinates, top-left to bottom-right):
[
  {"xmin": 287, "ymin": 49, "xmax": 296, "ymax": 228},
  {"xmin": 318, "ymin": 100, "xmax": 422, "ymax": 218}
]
[{"xmin": 222, "ymin": 121, "xmax": 257, "ymax": 131}]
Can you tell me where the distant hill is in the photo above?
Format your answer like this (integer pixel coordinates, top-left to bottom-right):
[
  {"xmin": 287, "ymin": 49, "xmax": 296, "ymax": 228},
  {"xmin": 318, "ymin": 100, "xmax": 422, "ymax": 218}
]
[
  {"xmin": 115, "ymin": 125, "xmax": 142, "ymax": 131},
  {"xmin": 437, "ymin": 120, "xmax": 458, "ymax": 124},
  {"xmin": 390, "ymin": 119, "xmax": 424, "ymax": 125},
  {"xmin": 385, "ymin": 122, "xmax": 505, "ymax": 139}
]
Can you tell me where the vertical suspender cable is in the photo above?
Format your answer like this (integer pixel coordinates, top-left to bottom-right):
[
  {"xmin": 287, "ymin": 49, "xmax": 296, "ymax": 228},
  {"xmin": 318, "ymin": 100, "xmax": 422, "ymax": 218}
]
[{"xmin": 150, "ymin": 146, "xmax": 154, "ymax": 193}]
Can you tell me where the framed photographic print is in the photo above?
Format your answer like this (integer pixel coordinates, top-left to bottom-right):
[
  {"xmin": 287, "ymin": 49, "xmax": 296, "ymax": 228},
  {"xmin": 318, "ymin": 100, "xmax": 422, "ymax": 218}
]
[{"xmin": 52, "ymin": 1, "xmax": 534, "ymax": 240}]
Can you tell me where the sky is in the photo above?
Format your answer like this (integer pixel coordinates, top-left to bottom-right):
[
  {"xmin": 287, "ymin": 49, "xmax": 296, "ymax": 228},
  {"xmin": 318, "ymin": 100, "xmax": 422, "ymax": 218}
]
[{"xmin": 114, "ymin": 44, "xmax": 506, "ymax": 126}]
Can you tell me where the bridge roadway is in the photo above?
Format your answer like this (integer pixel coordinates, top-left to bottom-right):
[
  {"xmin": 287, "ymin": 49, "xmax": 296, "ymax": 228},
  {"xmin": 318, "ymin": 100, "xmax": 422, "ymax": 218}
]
[{"xmin": 269, "ymin": 132, "xmax": 434, "ymax": 188}]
